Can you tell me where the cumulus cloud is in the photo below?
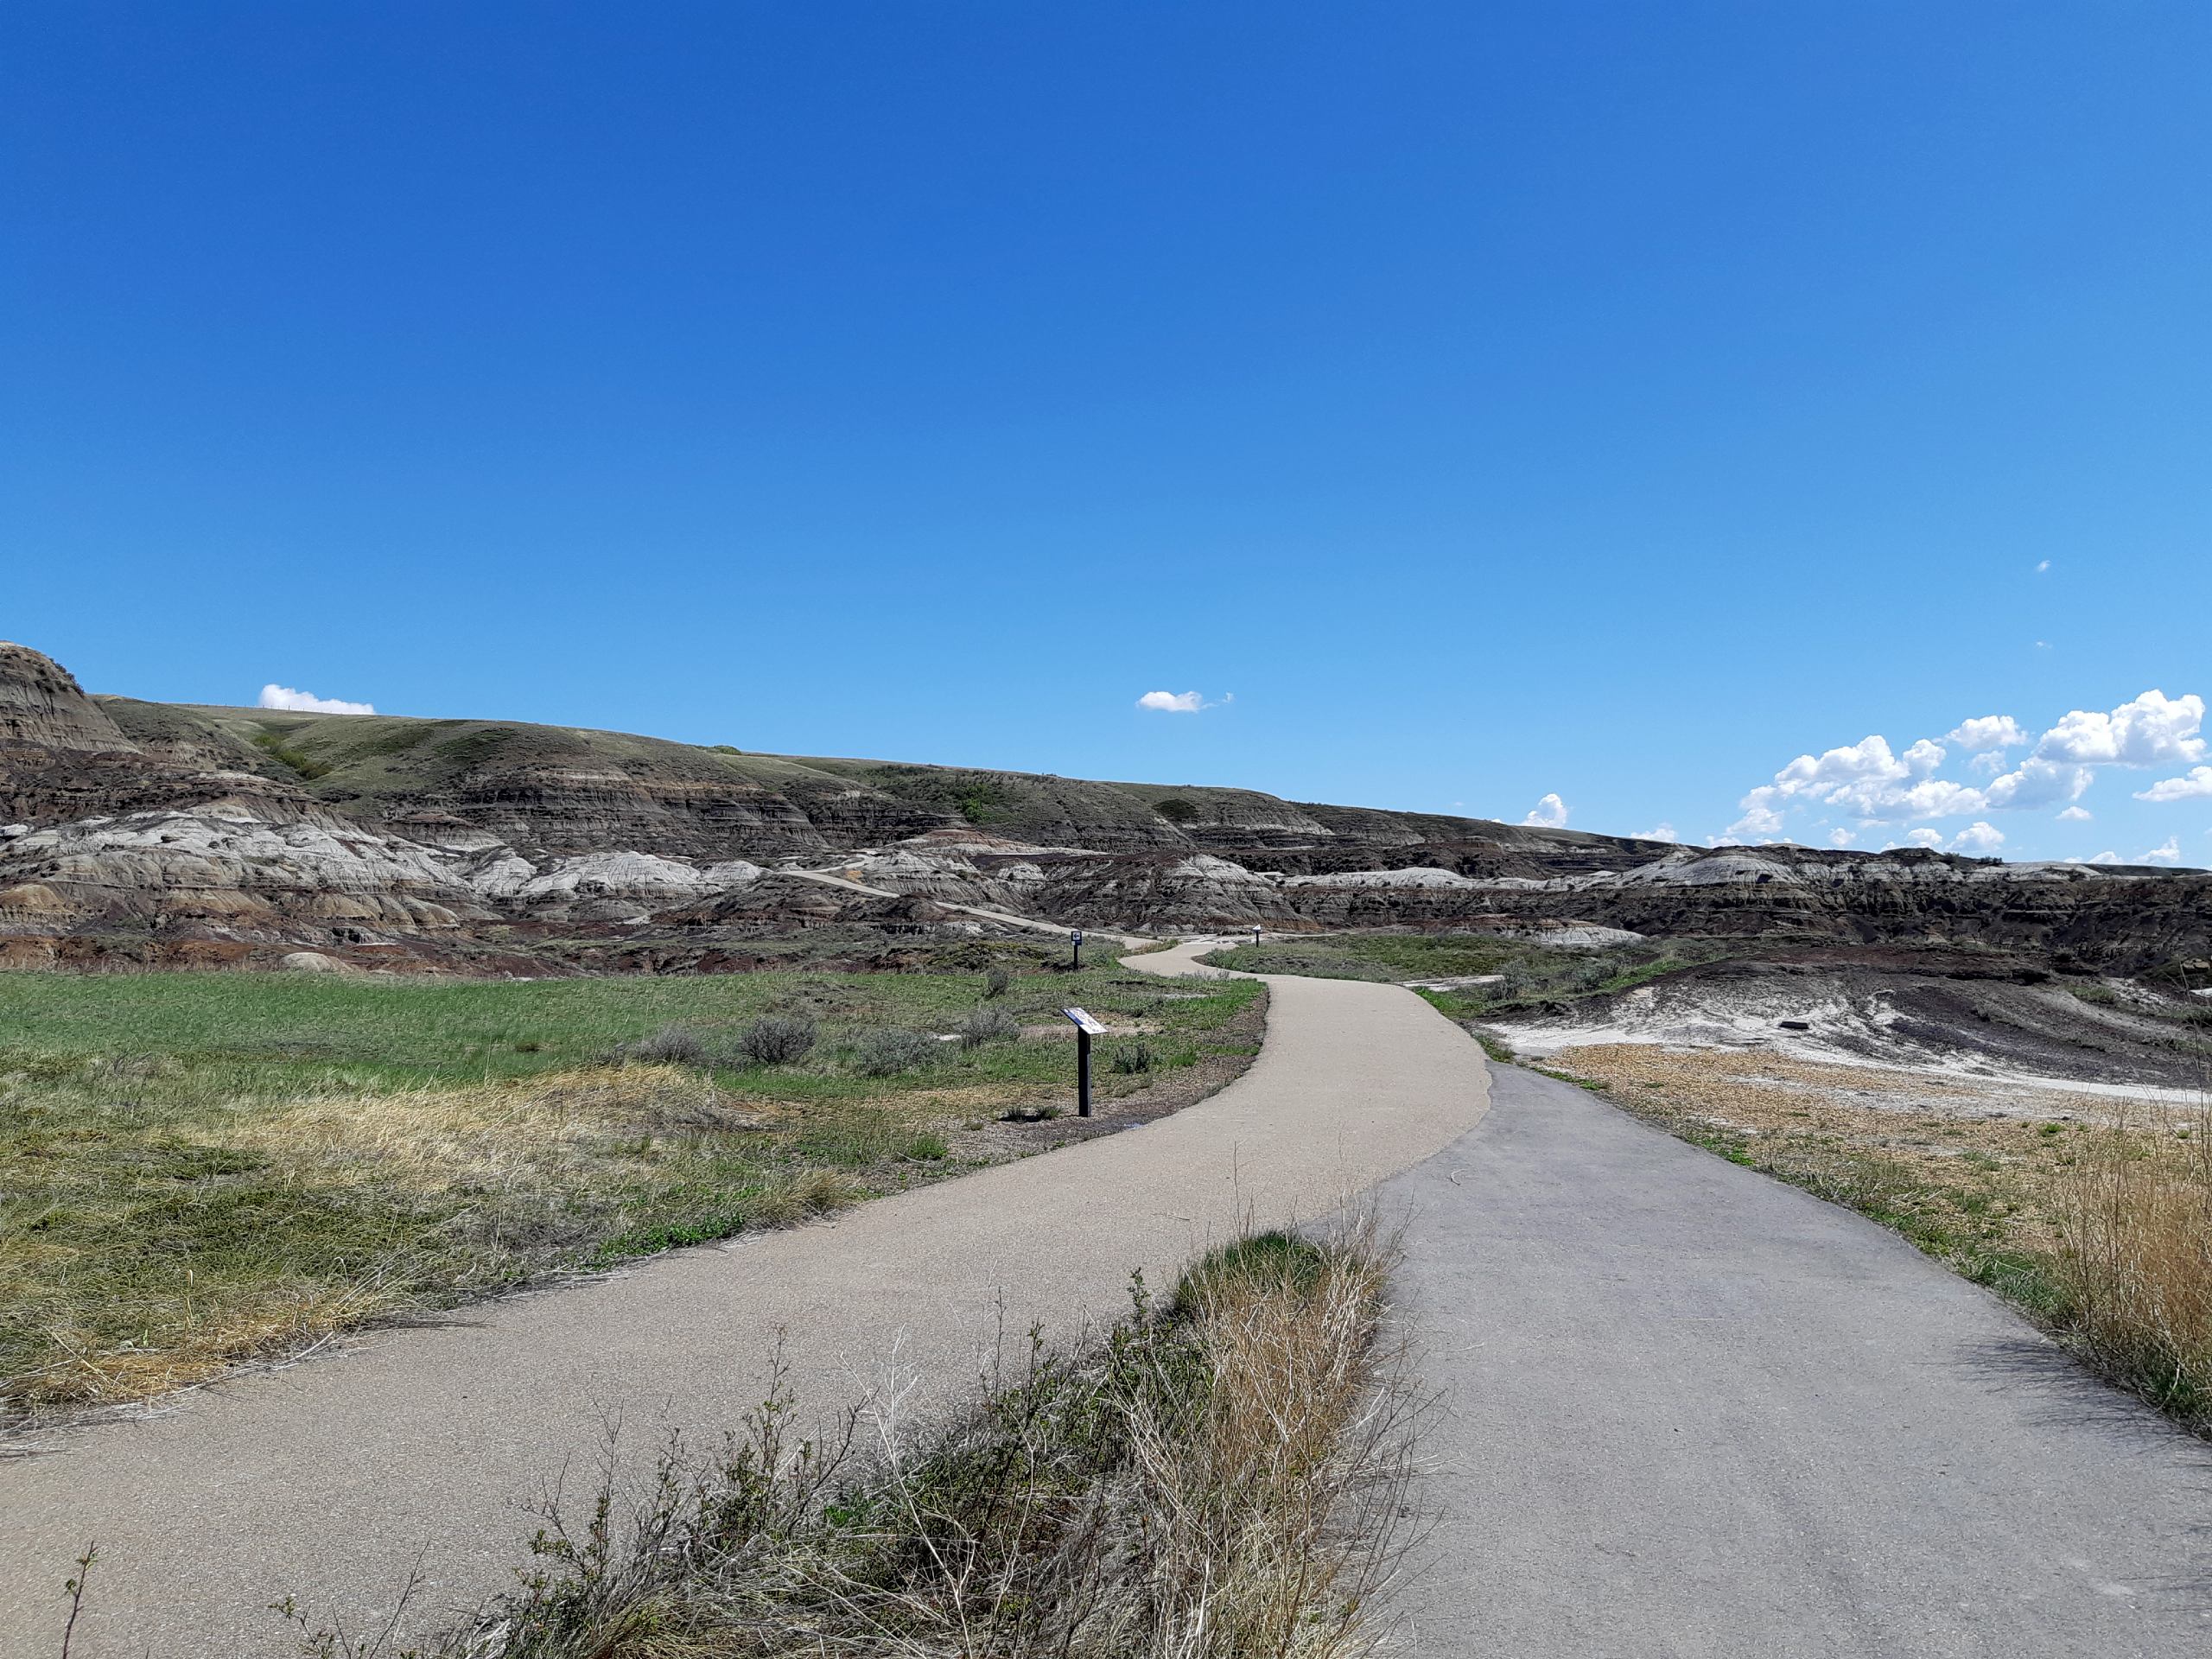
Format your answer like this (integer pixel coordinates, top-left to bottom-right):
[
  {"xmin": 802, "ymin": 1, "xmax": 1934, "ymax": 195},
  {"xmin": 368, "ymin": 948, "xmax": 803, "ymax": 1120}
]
[
  {"xmin": 258, "ymin": 683, "xmax": 375, "ymax": 715},
  {"xmin": 1828, "ymin": 828, "xmax": 1855, "ymax": 848},
  {"xmin": 1904, "ymin": 827, "xmax": 1945, "ymax": 849},
  {"xmin": 1980, "ymin": 756, "xmax": 2091, "ymax": 810},
  {"xmin": 1632, "ymin": 822, "xmax": 1678, "ymax": 843},
  {"xmin": 1522, "ymin": 792, "xmax": 1570, "ymax": 829},
  {"xmin": 2036, "ymin": 560, "xmax": 2051, "ymax": 574},
  {"xmin": 1949, "ymin": 821, "xmax": 2005, "ymax": 855},
  {"xmin": 2139, "ymin": 837, "xmax": 2183, "ymax": 866},
  {"xmin": 1136, "ymin": 690, "xmax": 1235, "ymax": 714},
  {"xmin": 1727, "ymin": 734, "xmax": 1984, "ymax": 834},
  {"xmin": 2057, "ymin": 805, "xmax": 2093, "ymax": 822},
  {"xmin": 1731, "ymin": 689, "xmax": 2205, "ymax": 846},
  {"xmin": 1724, "ymin": 794, "xmax": 1788, "ymax": 840},
  {"xmin": 2136, "ymin": 766, "xmax": 2212, "ymax": 803},
  {"xmin": 1946, "ymin": 715, "xmax": 2026, "ymax": 752},
  {"xmin": 2034, "ymin": 690, "xmax": 2204, "ymax": 768}
]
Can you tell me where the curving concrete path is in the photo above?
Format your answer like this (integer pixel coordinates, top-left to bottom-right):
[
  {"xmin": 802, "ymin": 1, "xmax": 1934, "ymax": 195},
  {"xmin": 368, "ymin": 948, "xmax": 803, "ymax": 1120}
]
[
  {"xmin": 1389, "ymin": 1063, "xmax": 2212, "ymax": 1656},
  {"xmin": 1, "ymin": 939, "xmax": 1487, "ymax": 1657}
]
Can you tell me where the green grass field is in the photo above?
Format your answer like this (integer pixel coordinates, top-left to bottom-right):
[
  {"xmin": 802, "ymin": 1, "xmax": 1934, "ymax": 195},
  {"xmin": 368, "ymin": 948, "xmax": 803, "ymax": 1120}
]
[{"xmin": 0, "ymin": 956, "xmax": 1261, "ymax": 1418}]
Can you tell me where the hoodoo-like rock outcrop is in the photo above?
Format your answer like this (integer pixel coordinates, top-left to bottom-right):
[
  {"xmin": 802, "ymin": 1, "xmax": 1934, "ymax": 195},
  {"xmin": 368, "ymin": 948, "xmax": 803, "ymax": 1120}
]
[
  {"xmin": 2, "ymin": 640, "xmax": 2206, "ymax": 975},
  {"xmin": 0, "ymin": 643, "xmax": 138, "ymax": 755}
]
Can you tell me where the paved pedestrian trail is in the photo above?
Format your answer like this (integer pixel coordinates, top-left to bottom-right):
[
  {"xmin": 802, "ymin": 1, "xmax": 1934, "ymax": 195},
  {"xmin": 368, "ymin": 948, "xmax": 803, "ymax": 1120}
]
[
  {"xmin": 10, "ymin": 944, "xmax": 2209, "ymax": 1656},
  {"xmin": 1389, "ymin": 1064, "xmax": 2212, "ymax": 1656},
  {"xmin": 1, "ymin": 940, "xmax": 1487, "ymax": 1656}
]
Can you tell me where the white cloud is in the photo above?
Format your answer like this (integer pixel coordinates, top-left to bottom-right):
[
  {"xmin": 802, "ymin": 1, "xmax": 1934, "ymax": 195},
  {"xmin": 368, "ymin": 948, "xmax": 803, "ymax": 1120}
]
[
  {"xmin": 1828, "ymin": 828, "xmax": 1855, "ymax": 848},
  {"xmin": 258, "ymin": 683, "xmax": 375, "ymax": 715},
  {"xmin": 2034, "ymin": 690, "xmax": 2204, "ymax": 768},
  {"xmin": 1723, "ymin": 791, "xmax": 1788, "ymax": 841},
  {"xmin": 1729, "ymin": 687, "xmax": 2206, "ymax": 849},
  {"xmin": 2057, "ymin": 805, "xmax": 2093, "ymax": 823},
  {"xmin": 1632, "ymin": 822, "xmax": 1678, "ymax": 843},
  {"xmin": 2036, "ymin": 560, "xmax": 2050, "ymax": 573},
  {"xmin": 1736, "ymin": 734, "xmax": 1992, "ymax": 829},
  {"xmin": 1136, "ymin": 690, "xmax": 1206, "ymax": 713},
  {"xmin": 1978, "ymin": 691, "xmax": 2204, "ymax": 810},
  {"xmin": 1981, "ymin": 757, "xmax": 2092, "ymax": 810},
  {"xmin": 2136, "ymin": 766, "xmax": 2212, "ymax": 803},
  {"xmin": 1904, "ymin": 827, "xmax": 1945, "ymax": 849},
  {"xmin": 2139, "ymin": 837, "xmax": 2183, "ymax": 866},
  {"xmin": 2075, "ymin": 850, "xmax": 2124, "ymax": 865},
  {"xmin": 1522, "ymin": 792, "xmax": 1570, "ymax": 829},
  {"xmin": 1946, "ymin": 715, "xmax": 2026, "ymax": 752},
  {"xmin": 1949, "ymin": 821, "xmax": 2005, "ymax": 855}
]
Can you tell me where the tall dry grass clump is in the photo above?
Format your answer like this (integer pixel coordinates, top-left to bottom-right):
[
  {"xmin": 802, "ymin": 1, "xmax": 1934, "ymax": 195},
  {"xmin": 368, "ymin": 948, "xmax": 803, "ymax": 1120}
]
[
  {"xmin": 2050, "ymin": 1093, "xmax": 2212, "ymax": 1429},
  {"xmin": 319, "ymin": 1223, "xmax": 1417, "ymax": 1659}
]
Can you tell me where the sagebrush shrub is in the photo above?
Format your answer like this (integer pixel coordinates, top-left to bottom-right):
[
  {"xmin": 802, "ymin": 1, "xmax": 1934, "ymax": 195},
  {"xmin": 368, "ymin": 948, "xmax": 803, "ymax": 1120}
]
[
  {"xmin": 626, "ymin": 1024, "xmax": 708, "ymax": 1066},
  {"xmin": 958, "ymin": 1006, "xmax": 1020, "ymax": 1048},
  {"xmin": 742, "ymin": 1014, "xmax": 817, "ymax": 1065},
  {"xmin": 853, "ymin": 1027, "xmax": 931, "ymax": 1077}
]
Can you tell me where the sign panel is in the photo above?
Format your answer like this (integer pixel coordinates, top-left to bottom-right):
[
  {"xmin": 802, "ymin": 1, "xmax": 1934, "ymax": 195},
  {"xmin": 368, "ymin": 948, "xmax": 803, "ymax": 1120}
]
[{"xmin": 1060, "ymin": 1006, "xmax": 1108, "ymax": 1036}]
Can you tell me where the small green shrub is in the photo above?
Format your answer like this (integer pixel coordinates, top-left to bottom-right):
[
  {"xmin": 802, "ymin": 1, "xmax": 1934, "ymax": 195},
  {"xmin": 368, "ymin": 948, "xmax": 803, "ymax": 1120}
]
[
  {"xmin": 1109, "ymin": 1039, "xmax": 1155, "ymax": 1074},
  {"xmin": 624, "ymin": 1024, "xmax": 709, "ymax": 1066},
  {"xmin": 957, "ymin": 1007, "xmax": 1020, "ymax": 1049},
  {"xmin": 741, "ymin": 1014, "xmax": 817, "ymax": 1065},
  {"xmin": 852, "ymin": 1027, "xmax": 931, "ymax": 1077}
]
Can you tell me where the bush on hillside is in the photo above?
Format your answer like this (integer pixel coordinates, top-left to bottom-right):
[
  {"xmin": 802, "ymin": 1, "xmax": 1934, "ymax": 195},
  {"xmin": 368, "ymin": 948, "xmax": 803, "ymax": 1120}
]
[
  {"xmin": 852, "ymin": 1027, "xmax": 931, "ymax": 1077},
  {"xmin": 741, "ymin": 1014, "xmax": 817, "ymax": 1065}
]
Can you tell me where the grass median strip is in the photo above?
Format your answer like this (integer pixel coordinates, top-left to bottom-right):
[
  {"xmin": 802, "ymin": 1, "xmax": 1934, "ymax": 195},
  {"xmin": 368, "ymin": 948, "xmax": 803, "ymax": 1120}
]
[
  {"xmin": 286, "ymin": 1224, "xmax": 1414, "ymax": 1659},
  {"xmin": 0, "ymin": 956, "xmax": 1264, "ymax": 1421}
]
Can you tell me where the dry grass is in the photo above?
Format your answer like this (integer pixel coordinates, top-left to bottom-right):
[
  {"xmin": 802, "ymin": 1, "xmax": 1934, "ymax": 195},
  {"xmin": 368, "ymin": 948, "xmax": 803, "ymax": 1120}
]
[
  {"xmin": 2, "ymin": 1068, "xmax": 909, "ymax": 1418},
  {"xmin": 2, "ymin": 968, "xmax": 1267, "ymax": 1422},
  {"xmin": 305, "ymin": 1223, "xmax": 1417, "ymax": 1659},
  {"xmin": 2050, "ymin": 1095, "xmax": 2212, "ymax": 1427}
]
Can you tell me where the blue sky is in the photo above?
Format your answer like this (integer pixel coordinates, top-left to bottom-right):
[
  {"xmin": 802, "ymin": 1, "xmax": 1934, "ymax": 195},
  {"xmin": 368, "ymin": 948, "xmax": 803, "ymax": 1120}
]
[{"xmin": 4, "ymin": 3, "xmax": 2208, "ymax": 864}]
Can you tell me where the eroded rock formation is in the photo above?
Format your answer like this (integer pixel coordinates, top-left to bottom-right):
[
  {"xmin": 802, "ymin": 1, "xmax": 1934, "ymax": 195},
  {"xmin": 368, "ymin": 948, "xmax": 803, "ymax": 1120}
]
[{"xmin": 3, "ymin": 641, "xmax": 2205, "ymax": 974}]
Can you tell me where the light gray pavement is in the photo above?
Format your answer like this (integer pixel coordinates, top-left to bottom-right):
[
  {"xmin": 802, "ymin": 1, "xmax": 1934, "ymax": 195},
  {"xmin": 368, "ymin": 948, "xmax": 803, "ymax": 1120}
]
[
  {"xmin": 1388, "ymin": 1062, "xmax": 2212, "ymax": 1656},
  {"xmin": 1, "ymin": 940, "xmax": 1487, "ymax": 1656}
]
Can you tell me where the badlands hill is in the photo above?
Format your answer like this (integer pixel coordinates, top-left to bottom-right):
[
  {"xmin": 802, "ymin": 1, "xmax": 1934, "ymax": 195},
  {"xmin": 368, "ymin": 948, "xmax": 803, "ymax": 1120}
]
[{"xmin": 2, "ymin": 640, "xmax": 2205, "ymax": 976}]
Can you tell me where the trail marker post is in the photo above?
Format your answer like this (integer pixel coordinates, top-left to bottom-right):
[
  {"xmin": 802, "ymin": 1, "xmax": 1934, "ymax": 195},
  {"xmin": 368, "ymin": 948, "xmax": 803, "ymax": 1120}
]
[
  {"xmin": 1071, "ymin": 927, "xmax": 1084, "ymax": 969},
  {"xmin": 1062, "ymin": 1005, "xmax": 1106, "ymax": 1116}
]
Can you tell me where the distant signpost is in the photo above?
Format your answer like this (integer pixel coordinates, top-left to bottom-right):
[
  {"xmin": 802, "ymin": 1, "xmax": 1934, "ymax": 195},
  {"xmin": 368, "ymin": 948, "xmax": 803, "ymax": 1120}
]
[
  {"xmin": 1062, "ymin": 1005, "xmax": 1105, "ymax": 1116},
  {"xmin": 1071, "ymin": 927, "xmax": 1084, "ymax": 969}
]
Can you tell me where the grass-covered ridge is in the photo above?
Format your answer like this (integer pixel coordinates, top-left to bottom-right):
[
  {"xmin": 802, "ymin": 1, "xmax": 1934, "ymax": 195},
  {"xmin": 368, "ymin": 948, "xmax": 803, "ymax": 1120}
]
[{"xmin": 0, "ymin": 959, "xmax": 1263, "ymax": 1420}]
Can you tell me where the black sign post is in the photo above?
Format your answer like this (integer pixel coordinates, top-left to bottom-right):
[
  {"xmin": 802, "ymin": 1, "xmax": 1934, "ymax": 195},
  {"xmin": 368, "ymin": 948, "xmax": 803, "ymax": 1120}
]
[
  {"xmin": 1071, "ymin": 927, "xmax": 1084, "ymax": 970},
  {"xmin": 1062, "ymin": 1006, "xmax": 1105, "ymax": 1117}
]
